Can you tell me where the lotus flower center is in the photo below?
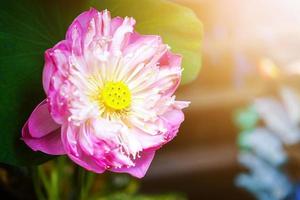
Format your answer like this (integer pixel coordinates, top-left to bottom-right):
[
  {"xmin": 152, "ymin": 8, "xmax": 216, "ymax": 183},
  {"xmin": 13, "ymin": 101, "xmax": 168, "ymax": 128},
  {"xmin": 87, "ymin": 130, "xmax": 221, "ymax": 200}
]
[{"xmin": 101, "ymin": 82, "xmax": 131, "ymax": 110}]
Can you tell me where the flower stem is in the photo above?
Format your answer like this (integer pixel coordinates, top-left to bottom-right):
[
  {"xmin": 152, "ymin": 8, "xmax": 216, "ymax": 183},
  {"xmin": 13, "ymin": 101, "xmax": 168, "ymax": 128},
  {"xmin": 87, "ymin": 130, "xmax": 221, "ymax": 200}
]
[{"xmin": 32, "ymin": 166, "xmax": 46, "ymax": 200}]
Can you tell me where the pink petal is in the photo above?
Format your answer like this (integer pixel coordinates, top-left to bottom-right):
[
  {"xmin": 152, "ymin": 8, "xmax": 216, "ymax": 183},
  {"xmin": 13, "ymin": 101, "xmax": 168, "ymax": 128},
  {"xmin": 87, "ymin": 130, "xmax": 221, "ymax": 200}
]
[
  {"xmin": 110, "ymin": 16, "xmax": 124, "ymax": 34},
  {"xmin": 66, "ymin": 8, "xmax": 98, "ymax": 39},
  {"xmin": 65, "ymin": 8, "xmax": 101, "ymax": 57},
  {"xmin": 71, "ymin": 8, "xmax": 99, "ymax": 31},
  {"xmin": 43, "ymin": 52, "xmax": 55, "ymax": 95},
  {"xmin": 132, "ymin": 128, "xmax": 165, "ymax": 150},
  {"xmin": 131, "ymin": 109, "xmax": 185, "ymax": 151},
  {"xmin": 110, "ymin": 17, "xmax": 135, "ymax": 54},
  {"xmin": 43, "ymin": 41, "xmax": 70, "ymax": 95},
  {"xmin": 110, "ymin": 150, "xmax": 155, "ymax": 178},
  {"xmin": 162, "ymin": 108, "xmax": 185, "ymax": 127},
  {"xmin": 157, "ymin": 51, "xmax": 182, "ymax": 95},
  {"xmin": 102, "ymin": 9, "xmax": 111, "ymax": 37},
  {"xmin": 22, "ymin": 125, "xmax": 65, "ymax": 155},
  {"xmin": 68, "ymin": 154, "xmax": 106, "ymax": 173},
  {"xmin": 27, "ymin": 100, "xmax": 60, "ymax": 138},
  {"xmin": 66, "ymin": 8, "xmax": 114, "ymax": 52},
  {"xmin": 61, "ymin": 124, "xmax": 106, "ymax": 173},
  {"xmin": 159, "ymin": 51, "xmax": 182, "ymax": 68},
  {"xmin": 161, "ymin": 109, "xmax": 185, "ymax": 142},
  {"xmin": 124, "ymin": 34, "xmax": 162, "ymax": 61},
  {"xmin": 66, "ymin": 20, "xmax": 83, "ymax": 56},
  {"xmin": 22, "ymin": 100, "xmax": 65, "ymax": 155}
]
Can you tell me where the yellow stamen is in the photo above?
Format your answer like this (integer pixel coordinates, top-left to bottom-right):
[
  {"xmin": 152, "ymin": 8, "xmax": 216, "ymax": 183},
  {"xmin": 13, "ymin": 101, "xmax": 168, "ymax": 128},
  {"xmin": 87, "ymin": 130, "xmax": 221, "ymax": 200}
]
[{"xmin": 101, "ymin": 82, "xmax": 131, "ymax": 110}]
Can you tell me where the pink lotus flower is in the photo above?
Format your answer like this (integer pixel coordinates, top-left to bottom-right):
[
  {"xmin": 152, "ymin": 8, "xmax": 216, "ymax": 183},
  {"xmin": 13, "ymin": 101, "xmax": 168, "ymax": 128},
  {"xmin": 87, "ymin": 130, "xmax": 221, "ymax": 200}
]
[{"xmin": 22, "ymin": 8, "xmax": 189, "ymax": 178}]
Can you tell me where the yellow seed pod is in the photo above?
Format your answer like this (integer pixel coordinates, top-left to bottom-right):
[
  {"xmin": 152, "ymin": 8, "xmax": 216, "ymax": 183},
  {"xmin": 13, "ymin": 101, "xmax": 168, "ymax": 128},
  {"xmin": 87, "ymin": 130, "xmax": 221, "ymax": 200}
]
[{"xmin": 101, "ymin": 82, "xmax": 131, "ymax": 110}]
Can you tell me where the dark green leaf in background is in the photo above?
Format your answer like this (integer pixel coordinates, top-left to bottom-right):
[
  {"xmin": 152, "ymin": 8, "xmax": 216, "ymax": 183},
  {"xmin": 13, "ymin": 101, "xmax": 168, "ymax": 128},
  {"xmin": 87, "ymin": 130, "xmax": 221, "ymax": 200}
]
[
  {"xmin": 0, "ymin": 0, "xmax": 202, "ymax": 166},
  {"xmin": 0, "ymin": 0, "xmax": 91, "ymax": 166}
]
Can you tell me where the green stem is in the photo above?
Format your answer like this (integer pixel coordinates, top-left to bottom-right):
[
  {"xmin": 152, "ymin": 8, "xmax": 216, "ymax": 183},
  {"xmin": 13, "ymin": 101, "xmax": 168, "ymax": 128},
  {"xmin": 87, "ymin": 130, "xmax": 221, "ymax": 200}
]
[
  {"xmin": 79, "ymin": 167, "xmax": 86, "ymax": 200},
  {"xmin": 81, "ymin": 172, "xmax": 95, "ymax": 200},
  {"xmin": 37, "ymin": 165, "xmax": 51, "ymax": 192},
  {"xmin": 32, "ymin": 166, "xmax": 46, "ymax": 200},
  {"xmin": 76, "ymin": 167, "xmax": 96, "ymax": 200},
  {"xmin": 49, "ymin": 166, "xmax": 58, "ymax": 200}
]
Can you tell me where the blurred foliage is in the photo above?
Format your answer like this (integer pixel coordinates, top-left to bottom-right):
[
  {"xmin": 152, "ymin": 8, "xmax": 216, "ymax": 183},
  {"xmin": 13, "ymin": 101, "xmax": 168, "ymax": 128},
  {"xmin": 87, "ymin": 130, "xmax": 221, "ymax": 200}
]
[
  {"xmin": 234, "ymin": 87, "xmax": 300, "ymax": 200},
  {"xmin": 0, "ymin": 0, "xmax": 202, "ymax": 166},
  {"xmin": 98, "ymin": 193, "xmax": 186, "ymax": 200},
  {"xmin": 234, "ymin": 106, "xmax": 259, "ymax": 150},
  {"xmin": 234, "ymin": 106, "xmax": 259, "ymax": 131},
  {"xmin": 237, "ymin": 131, "xmax": 252, "ymax": 151},
  {"xmin": 29, "ymin": 157, "xmax": 186, "ymax": 200}
]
